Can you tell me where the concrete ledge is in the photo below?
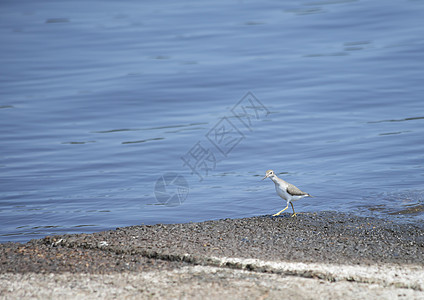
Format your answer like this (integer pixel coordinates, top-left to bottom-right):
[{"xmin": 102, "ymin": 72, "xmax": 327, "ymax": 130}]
[{"xmin": 1, "ymin": 265, "xmax": 423, "ymax": 299}]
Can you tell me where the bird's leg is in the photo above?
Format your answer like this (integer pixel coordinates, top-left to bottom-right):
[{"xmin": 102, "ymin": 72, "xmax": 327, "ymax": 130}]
[
  {"xmin": 290, "ymin": 202, "xmax": 297, "ymax": 217},
  {"xmin": 273, "ymin": 205, "xmax": 289, "ymax": 216}
]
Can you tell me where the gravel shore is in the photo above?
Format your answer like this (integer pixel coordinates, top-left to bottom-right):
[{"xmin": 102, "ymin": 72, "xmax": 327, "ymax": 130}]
[{"xmin": 1, "ymin": 212, "xmax": 424, "ymax": 299}]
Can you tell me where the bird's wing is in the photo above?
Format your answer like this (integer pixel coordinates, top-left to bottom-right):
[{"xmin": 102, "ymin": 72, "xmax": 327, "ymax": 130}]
[{"xmin": 287, "ymin": 183, "xmax": 309, "ymax": 196}]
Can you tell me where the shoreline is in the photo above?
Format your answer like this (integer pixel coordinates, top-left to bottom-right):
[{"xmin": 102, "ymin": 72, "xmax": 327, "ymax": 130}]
[{"xmin": 1, "ymin": 211, "xmax": 424, "ymax": 298}]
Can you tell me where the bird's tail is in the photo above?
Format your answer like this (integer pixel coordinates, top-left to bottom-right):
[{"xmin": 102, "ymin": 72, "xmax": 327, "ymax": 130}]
[{"xmin": 307, "ymin": 194, "xmax": 314, "ymax": 197}]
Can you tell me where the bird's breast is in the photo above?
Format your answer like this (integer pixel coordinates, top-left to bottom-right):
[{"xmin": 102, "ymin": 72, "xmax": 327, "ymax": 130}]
[{"xmin": 275, "ymin": 184, "xmax": 289, "ymax": 200}]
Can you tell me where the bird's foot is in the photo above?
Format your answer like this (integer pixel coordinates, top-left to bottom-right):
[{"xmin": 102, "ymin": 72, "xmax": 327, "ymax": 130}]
[
  {"xmin": 272, "ymin": 213, "xmax": 280, "ymax": 217},
  {"xmin": 291, "ymin": 213, "xmax": 297, "ymax": 218}
]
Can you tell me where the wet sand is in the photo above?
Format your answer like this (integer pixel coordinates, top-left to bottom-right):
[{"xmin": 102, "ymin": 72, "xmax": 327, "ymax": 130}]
[{"xmin": 1, "ymin": 212, "xmax": 424, "ymax": 299}]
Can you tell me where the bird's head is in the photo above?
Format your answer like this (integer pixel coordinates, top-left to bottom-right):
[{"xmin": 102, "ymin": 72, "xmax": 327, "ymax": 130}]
[{"xmin": 262, "ymin": 169, "xmax": 275, "ymax": 180}]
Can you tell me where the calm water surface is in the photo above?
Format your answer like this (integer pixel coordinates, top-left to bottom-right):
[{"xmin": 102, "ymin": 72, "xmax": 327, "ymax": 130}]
[{"xmin": 1, "ymin": 0, "xmax": 424, "ymax": 242}]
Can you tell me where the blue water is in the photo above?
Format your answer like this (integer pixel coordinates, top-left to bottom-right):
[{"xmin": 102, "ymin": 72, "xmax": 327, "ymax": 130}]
[{"xmin": 1, "ymin": 0, "xmax": 424, "ymax": 243}]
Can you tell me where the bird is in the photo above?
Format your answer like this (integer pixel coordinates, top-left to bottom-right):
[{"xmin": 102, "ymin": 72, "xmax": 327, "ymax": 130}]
[{"xmin": 262, "ymin": 169, "xmax": 313, "ymax": 217}]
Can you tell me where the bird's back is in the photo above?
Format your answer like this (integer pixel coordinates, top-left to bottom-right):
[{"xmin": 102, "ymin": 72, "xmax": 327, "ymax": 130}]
[{"xmin": 287, "ymin": 182, "xmax": 309, "ymax": 196}]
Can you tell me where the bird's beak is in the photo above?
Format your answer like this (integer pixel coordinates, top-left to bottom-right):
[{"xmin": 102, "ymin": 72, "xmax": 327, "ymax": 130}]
[{"xmin": 261, "ymin": 175, "xmax": 268, "ymax": 181}]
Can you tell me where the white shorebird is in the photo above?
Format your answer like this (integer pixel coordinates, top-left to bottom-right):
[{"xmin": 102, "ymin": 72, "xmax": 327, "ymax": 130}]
[{"xmin": 262, "ymin": 169, "xmax": 313, "ymax": 217}]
